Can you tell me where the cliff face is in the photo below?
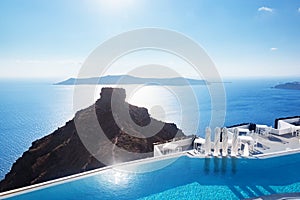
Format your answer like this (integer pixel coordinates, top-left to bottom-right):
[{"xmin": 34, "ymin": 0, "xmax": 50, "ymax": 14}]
[{"xmin": 0, "ymin": 88, "xmax": 184, "ymax": 192}]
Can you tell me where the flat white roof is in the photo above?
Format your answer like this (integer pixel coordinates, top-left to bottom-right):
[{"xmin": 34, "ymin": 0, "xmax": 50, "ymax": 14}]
[
  {"xmin": 256, "ymin": 124, "xmax": 269, "ymax": 128},
  {"xmin": 238, "ymin": 128, "xmax": 250, "ymax": 132},
  {"xmin": 162, "ymin": 143, "xmax": 178, "ymax": 150},
  {"xmin": 194, "ymin": 138, "xmax": 205, "ymax": 144}
]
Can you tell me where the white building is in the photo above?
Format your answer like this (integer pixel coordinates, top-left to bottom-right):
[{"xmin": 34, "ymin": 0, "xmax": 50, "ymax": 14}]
[{"xmin": 271, "ymin": 116, "xmax": 300, "ymax": 136}]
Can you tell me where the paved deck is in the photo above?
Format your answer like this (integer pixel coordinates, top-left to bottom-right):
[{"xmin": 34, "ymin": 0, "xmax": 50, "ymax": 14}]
[
  {"xmin": 187, "ymin": 133, "xmax": 300, "ymax": 159},
  {"xmin": 251, "ymin": 133, "xmax": 300, "ymax": 158}
]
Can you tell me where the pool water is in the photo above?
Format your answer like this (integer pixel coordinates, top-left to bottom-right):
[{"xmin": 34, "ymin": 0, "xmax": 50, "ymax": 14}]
[{"xmin": 3, "ymin": 153, "xmax": 300, "ymax": 200}]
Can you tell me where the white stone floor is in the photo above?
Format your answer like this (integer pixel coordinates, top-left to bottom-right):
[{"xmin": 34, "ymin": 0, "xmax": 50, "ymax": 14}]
[
  {"xmin": 252, "ymin": 133, "xmax": 300, "ymax": 158},
  {"xmin": 187, "ymin": 133, "xmax": 300, "ymax": 159}
]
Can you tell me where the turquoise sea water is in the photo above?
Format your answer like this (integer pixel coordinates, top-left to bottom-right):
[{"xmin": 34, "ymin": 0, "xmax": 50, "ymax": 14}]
[
  {"xmin": 0, "ymin": 77, "xmax": 300, "ymax": 181},
  {"xmin": 3, "ymin": 153, "xmax": 300, "ymax": 200}
]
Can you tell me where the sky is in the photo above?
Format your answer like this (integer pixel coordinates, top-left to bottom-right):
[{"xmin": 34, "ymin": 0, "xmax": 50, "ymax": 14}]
[{"xmin": 0, "ymin": 0, "xmax": 299, "ymax": 79}]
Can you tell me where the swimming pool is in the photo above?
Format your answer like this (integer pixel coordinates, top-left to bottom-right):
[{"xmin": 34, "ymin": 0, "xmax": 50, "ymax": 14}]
[{"xmin": 2, "ymin": 153, "xmax": 300, "ymax": 200}]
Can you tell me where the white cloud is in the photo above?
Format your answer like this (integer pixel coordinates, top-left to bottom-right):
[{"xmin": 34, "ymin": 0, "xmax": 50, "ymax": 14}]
[
  {"xmin": 258, "ymin": 6, "xmax": 273, "ymax": 12},
  {"xmin": 270, "ymin": 47, "xmax": 278, "ymax": 51}
]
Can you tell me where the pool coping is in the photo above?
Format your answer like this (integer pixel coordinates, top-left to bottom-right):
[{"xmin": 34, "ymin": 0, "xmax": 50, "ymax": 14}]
[
  {"xmin": 253, "ymin": 147, "xmax": 300, "ymax": 158},
  {"xmin": 1, "ymin": 149, "xmax": 300, "ymax": 199},
  {"xmin": 186, "ymin": 148, "xmax": 300, "ymax": 159}
]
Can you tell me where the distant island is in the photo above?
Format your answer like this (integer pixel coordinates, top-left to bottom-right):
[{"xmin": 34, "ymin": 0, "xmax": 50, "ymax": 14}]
[
  {"xmin": 55, "ymin": 75, "xmax": 207, "ymax": 85},
  {"xmin": 274, "ymin": 82, "xmax": 300, "ymax": 90}
]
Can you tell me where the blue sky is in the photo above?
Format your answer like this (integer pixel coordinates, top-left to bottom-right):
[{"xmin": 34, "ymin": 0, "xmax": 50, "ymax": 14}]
[{"xmin": 0, "ymin": 0, "xmax": 299, "ymax": 79}]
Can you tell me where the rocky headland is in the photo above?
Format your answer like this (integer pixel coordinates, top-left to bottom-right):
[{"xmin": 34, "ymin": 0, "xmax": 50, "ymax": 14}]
[{"xmin": 0, "ymin": 88, "xmax": 184, "ymax": 192}]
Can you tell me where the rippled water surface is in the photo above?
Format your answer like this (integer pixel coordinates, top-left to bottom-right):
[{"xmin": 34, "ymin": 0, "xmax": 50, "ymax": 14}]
[{"xmin": 0, "ymin": 78, "xmax": 299, "ymax": 179}]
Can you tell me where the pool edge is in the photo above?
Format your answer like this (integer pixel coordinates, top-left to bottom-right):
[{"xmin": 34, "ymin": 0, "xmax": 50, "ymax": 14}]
[
  {"xmin": 1, "ymin": 149, "xmax": 300, "ymax": 199},
  {"xmin": 0, "ymin": 151, "xmax": 186, "ymax": 199}
]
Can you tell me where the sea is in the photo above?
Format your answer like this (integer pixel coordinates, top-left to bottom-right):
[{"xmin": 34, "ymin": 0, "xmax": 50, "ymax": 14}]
[{"xmin": 0, "ymin": 77, "xmax": 299, "ymax": 180}]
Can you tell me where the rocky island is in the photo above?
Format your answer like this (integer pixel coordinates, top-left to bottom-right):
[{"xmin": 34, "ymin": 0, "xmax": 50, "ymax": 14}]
[
  {"xmin": 274, "ymin": 82, "xmax": 300, "ymax": 90},
  {"xmin": 55, "ymin": 75, "xmax": 206, "ymax": 85},
  {"xmin": 0, "ymin": 88, "xmax": 185, "ymax": 192}
]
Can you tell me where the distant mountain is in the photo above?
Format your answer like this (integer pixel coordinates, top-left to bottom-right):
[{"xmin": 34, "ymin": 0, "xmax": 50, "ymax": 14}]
[
  {"xmin": 55, "ymin": 75, "xmax": 207, "ymax": 85},
  {"xmin": 274, "ymin": 82, "xmax": 300, "ymax": 90}
]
